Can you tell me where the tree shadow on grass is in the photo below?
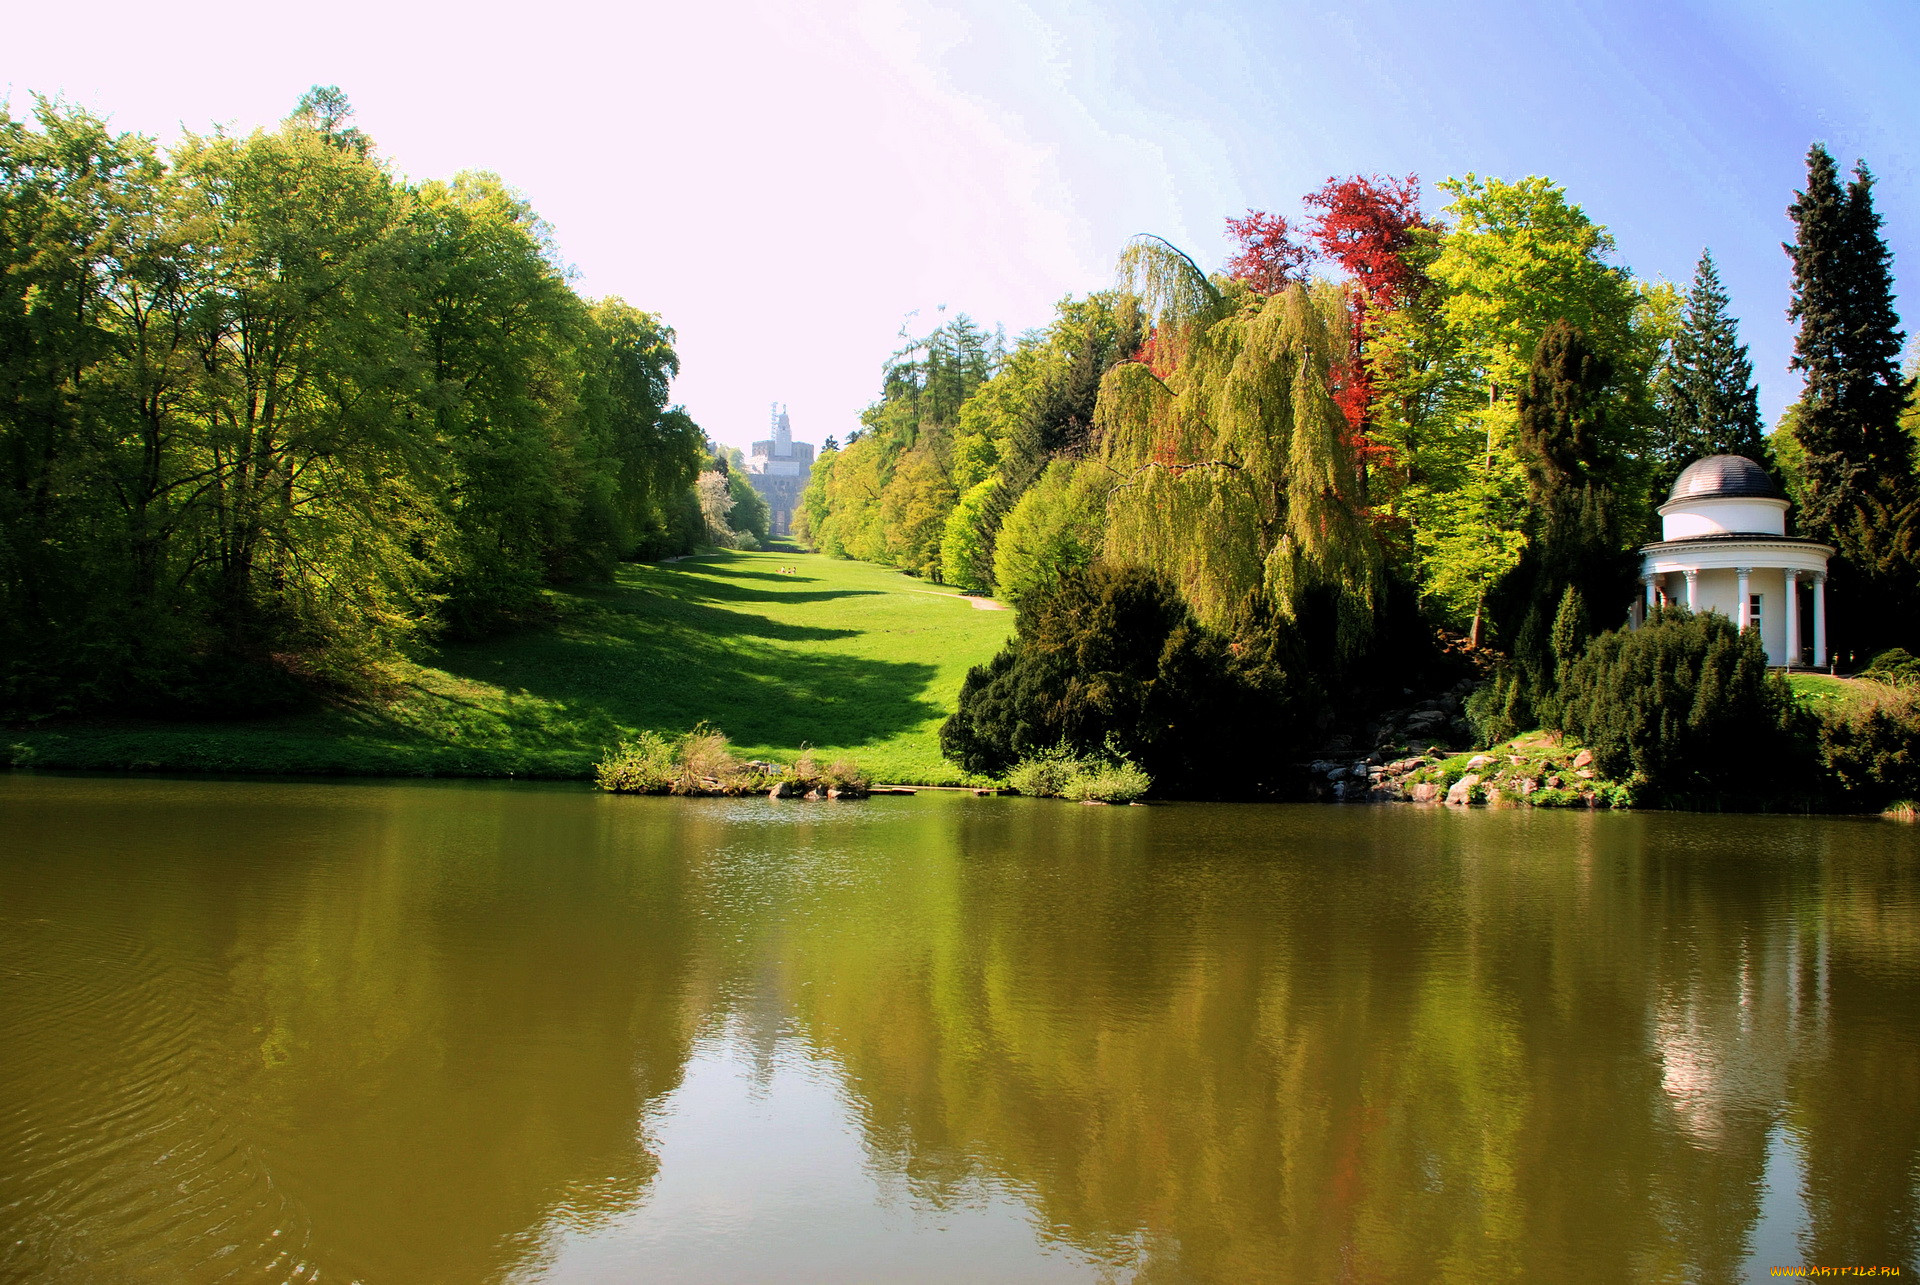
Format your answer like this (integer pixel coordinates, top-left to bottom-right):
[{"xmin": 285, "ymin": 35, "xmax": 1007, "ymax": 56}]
[
  {"xmin": 379, "ymin": 584, "xmax": 943, "ymax": 760},
  {"xmin": 601, "ymin": 565, "xmax": 879, "ymax": 612},
  {"xmin": 673, "ymin": 562, "xmax": 804, "ymax": 585}
]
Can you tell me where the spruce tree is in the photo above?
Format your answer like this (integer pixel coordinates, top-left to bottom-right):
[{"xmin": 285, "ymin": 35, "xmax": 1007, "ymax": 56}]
[
  {"xmin": 1785, "ymin": 144, "xmax": 1919, "ymax": 655},
  {"xmin": 1652, "ymin": 250, "xmax": 1764, "ymax": 488},
  {"xmin": 1786, "ymin": 145, "xmax": 1914, "ymax": 538}
]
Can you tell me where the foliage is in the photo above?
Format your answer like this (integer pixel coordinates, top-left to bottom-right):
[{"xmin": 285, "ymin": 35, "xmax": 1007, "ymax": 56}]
[
  {"xmin": 1492, "ymin": 322, "xmax": 1638, "ymax": 703},
  {"xmin": 1811, "ymin": 686, "xmax": 1920, "ymax": 810},
  {"xmin": 1649, "ymin": 250, "xmax": 1766, "ymax": 494},
  {"xmin": 1862, "ymin": 647, "xmax": 1920, "ymax": 686},
  {"xmin": 1370, "ymin": 174, "xmax": 1659, "ymax": 631},
  {"xmin": 992, "ymin": 461, "xmax": 1106, "ymax": 609},
  {"xmin": 1554, "ymin": 609, "xmax": 1809, "ymax": 807},
  {"xmin": 595, "ymin": 730, "xmax": 681, "ymax": 792},
  {"xmin": 1006, "ymin": 742, "xmax": 1153, "ymax": 803},
  {"xmin": 940, "ymin": 562, "xmax": 1300, "ymax": 796},
  {"xmin": 1301, "ymin": 173, "xmax": 1429, "ymax": 452},
  {"xmin": 0, "ymin": 93, "xmax": 704, "ymax": 716},
  {"xmin": 798, "ymin": 315, "xmax": 997, "ymax": 576},
  {"xmin": 595, "ymin": 724, "xmax": 867, "ymax": 796},
  {"xmin": 1784, "ymin": 144, "xmax": 1919, "ymax": 657},
  {"xmin": 726, "ymin": 470, "xmax": 771, "ymax": 548},
  {"xmin": 696, "ymin": 473, "xmax": 742, "ymax": 548},
  {"xmin": 1223, "ymin": 211, "xmax": 1312, "ymax": 295},
  {"xmin": 1097, "ymin": 257, "xmax": 1383, "ymax": 655},
  {"xmin": 939, "ymin": 478, "xmax": 1001, "ymax": 593}
]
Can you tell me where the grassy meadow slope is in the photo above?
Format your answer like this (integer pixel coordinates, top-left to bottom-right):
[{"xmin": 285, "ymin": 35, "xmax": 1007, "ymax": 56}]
[{"xmin": 8, "ymin": 551, "xmax": 1016, "ymax": 785}]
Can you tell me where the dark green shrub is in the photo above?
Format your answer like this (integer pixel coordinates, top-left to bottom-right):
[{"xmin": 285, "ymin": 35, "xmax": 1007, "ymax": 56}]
[
  {"xmin": 1862, "ymin": 647, "xmax": 1920, "ymax": 686},
  {"xmin": 1554, "ymin": 607, "xmax": 1811, "ymax": 807},
  {"xmin": 939, "ymin": 562, "xmax": 1300, "ymax": 795},
  {"xmin": 1466, "ymin": 668, "xmax": 1531, "ymax": 747},
  {"xmin": 1814, "ymin": 689, "xmax": 1920, "ymax": 810}
]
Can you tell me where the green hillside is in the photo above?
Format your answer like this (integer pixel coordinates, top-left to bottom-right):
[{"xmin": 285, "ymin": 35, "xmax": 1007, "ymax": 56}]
[{"xmin": 9, "ymin": 551, "xmax": 1016, "ymax": 786}]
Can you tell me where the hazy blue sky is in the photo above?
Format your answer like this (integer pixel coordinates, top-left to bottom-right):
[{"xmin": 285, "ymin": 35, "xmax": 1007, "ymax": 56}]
[{"xmin": 7, "ymin": 0, "xmax": 1916, "ymax": 450}]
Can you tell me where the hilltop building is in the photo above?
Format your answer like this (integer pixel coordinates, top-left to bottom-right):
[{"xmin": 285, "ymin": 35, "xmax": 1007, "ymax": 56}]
[
  {"xmin": 1637, "ymin": 454, "xmax": 1832, "ymax": 667},
  {"xmin": 744, "ymin": 404, "xmax": 815, "ymax": 538}
]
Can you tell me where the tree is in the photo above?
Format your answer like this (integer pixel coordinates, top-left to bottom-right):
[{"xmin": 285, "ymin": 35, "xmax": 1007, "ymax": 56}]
[
  {"xmin": 1374, "ymin": 173, "xmax": 1658, "ymax": 635},
  {"xmin": 1785, "ymin": 144, "xmax": 1917, "ymax": 654},
  {"xmin": 286, "ymin": 85, "xmax": 370, "ymax": 156},
  {"xmin": 939, "ymin": 477, "xmax": 1000, "ymax": 593},
  {"xmin": 1302, "ymin": 174, "xmax": 1428, "ymax": 464},
  {"xmin": 1223, "ymin": 211, "xmax": 1312, "ymax": 295},
  {"xmin": 1651, "ymin": 250, "xmax": 1765, "ymax": 490},
  {"xmin": 797, "ymin": 314, "xmax": 995, "ymax": 571},
  {"xmin": 992, "ymin": 461, "xmax": 1104, "ymax": 608},
  {"xmin": 0, "ymin": 90, "xmax": 704, "ymax": 716},
  {"xmin": 1098, "ymin": 238, "xmax": 1383, "ymax": 658},
  {"xmin": 1495, "ymin": 321, "xmax": 1638, "ymax": 700},
  {"xmin": 726, "ymin": 471, "xmax": 769, "ymax": 547}
]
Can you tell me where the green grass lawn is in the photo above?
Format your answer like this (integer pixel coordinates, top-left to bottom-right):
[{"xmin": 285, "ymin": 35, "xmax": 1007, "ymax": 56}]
[
  {"xmin": 1787, "ymin": 671, "xmax": 1899, "ymax": 716},
  {"xmin": 8, "ymin": 550, "xmax": 1016, "ymax": 785}
]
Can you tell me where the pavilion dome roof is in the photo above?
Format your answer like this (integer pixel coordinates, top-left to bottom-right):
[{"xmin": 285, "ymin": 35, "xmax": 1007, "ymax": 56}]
[{"xmin": 1666, "ymin": 454, "xmax": 1779, "ymax": 503}]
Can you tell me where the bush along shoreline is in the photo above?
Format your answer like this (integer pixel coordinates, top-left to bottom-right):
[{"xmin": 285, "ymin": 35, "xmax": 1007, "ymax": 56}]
[
  {"xmin": 1304, "ymin": 610, "xmax": 1920, "ymax": 814},
  {"xmin": 1005, "ymin": 744, "xmax": 1153, "ymax": 804},
  {"xmin": 596, "ymin": 727, "xmax": 871, "ymax": 799}
]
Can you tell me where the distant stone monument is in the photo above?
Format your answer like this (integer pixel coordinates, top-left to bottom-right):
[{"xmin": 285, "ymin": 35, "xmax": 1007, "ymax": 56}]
[{"xmin": 744, "ymin": 403, "xmax": 815, "ymax": 538}]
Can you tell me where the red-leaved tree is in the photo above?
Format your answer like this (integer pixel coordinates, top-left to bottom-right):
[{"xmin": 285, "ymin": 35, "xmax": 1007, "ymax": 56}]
[
  {"xmin": 1302, "ymin": 175, "xmax": 1427, "ymax": 466},
  {"xmin": 1224, "ymin": 210, "xmax": 1313, "ymax": 295}
]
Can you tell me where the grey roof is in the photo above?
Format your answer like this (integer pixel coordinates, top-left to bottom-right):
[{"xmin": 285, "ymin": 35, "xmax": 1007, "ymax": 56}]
[{"xmin": 1667, "ymin": 454, "xmax": 1778, "ymax": 503}]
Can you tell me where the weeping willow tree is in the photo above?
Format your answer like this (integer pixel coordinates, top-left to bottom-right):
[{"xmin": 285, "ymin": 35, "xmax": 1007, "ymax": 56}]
[{"xmin": 1096, "ymin": 237, "xmax": 1383, "ymax": 655}]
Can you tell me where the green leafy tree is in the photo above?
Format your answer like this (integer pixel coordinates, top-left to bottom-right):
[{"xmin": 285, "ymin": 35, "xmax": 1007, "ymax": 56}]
[
  {"xmin": 991, "ymin": 461, "xmax": 1105, "ymax": 608},
  {"xmin": 726, "ymin": 471, "xmax": 770, "ymax": 547},
  {"xmin": 939, "ymin": 477, "xmax": 1001, "ymax": 593},
  {"xmin": 0, "ymin": 89, "xmax": 703, "ymax": 715},
  {"xmin": 799, "ymin": 314, "xmax": 995, "ymax": 571},
  {"xmin": 165, "ymin": 116, "xmax": 429, "ymax": 683},
  {"xmin": 1373, "ymin": 175, "xmax": 1658, "ymax": 634},
  {"xmin": 940, "ymin": 292, "xmax": 1141, "ymax": 587},
  {"xmin": 1096, "ymin": 239, "xmax": 1383, "ymax": 657}
]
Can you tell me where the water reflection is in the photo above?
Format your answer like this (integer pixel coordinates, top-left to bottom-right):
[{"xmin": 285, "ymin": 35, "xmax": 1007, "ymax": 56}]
[{"xmin": 0, "ymin": 778, "xmax": 1915, "ymax": 1282}]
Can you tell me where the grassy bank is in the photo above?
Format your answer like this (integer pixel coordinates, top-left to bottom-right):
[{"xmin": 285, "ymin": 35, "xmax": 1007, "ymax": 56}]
[{"xmin": 6, "ymin": 550, "xmax": 1016, "ymax": 785}]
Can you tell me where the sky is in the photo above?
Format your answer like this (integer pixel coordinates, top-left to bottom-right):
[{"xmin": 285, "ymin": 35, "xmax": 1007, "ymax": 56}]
[{"xmin": 6, "ymin": 0, "xmax": 1917, "ymax": 451}]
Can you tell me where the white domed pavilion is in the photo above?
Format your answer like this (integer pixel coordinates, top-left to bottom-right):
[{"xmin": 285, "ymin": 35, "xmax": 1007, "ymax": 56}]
[{"xmin": 1637, "ymin": 455, "xmax": 1832, "ymax": 668}]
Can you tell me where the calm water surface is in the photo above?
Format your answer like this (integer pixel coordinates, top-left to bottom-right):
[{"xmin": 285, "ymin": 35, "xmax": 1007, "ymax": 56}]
[{"xmin": 1, "ymin": 775, "xmax": 1916, "ymax": 1283}]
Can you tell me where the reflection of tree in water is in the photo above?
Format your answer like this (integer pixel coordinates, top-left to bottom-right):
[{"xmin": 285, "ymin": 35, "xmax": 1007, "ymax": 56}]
[
  {"xmin": 0, "ymin": 781, "xmax": 711, "ymax": 1283},
  {"xmin": 4, "ymin": 783, "xmax": 1915, "ymax": 1282},
  {"xmin": 762, "ymin": 802, "xmax": 1920, "ymax": 1282},
  {"xmin": 223, "ymin": 789, "xmax": 723, "ymax": 1281}
]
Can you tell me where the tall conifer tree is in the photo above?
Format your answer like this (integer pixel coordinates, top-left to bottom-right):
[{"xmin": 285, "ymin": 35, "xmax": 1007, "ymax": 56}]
[
  {"xmin": 1652, "ymin": 250, "xmax": 1764, "ymax": 487},
  {"xmin": 1786, "ymin": 145, "xmax": 1913, "ymax": 539},
  {"xmin": 1785, "ymin": 144, "xmax": 1918, "ymax": 654}
]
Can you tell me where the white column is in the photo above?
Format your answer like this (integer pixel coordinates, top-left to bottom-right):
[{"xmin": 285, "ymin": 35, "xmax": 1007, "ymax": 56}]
[
  {"xmin": 1737, "ymin": 567, "xmax": 1752, "ymax": 631},
  {"xmin": 1784, "ymin": 568, "xmax": 1800, "ymax": 668},
  {"xmin": 1643, "ymin": 574, "xmax": 1657, "ymax": 621},
  {"xmin": 1813, "ymin": 571, "xmax": 1827, "ymax": 668},
  {"xmin": 1684, "ymin": 569, "xmax": 1700, "ymax": 612}
]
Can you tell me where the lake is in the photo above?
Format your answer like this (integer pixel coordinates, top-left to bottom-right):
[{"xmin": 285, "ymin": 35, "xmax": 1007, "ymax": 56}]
[{"xmin": 1, "ymin": 775, "xmax": 1915, "ymax": 1282}]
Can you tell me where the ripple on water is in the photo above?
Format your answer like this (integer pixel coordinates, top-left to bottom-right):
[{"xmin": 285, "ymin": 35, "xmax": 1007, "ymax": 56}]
[{"xmin": 0, "ymin": 913, "xmax": 316, "ymax": 1282}]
